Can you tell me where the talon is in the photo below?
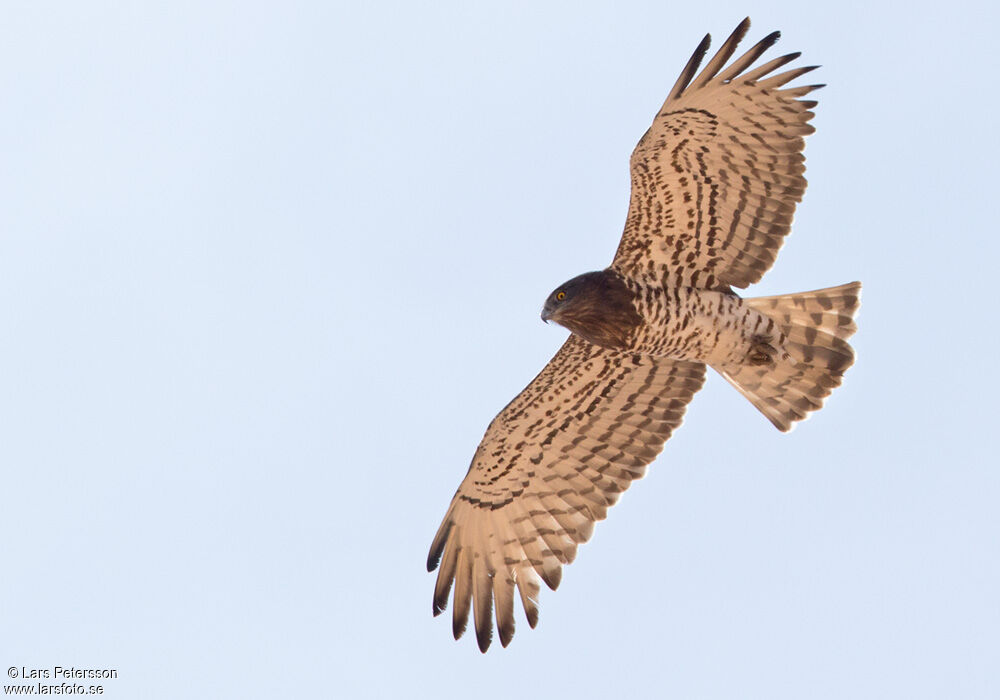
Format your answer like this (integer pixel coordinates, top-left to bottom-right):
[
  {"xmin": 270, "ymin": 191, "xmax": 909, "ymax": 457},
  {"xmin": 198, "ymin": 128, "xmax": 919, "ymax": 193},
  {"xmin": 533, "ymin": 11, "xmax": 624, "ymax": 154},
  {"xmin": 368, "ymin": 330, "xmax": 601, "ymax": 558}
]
[{"xmin": 749, "ymin": 334, "xmax": 778, "ymax": 366}]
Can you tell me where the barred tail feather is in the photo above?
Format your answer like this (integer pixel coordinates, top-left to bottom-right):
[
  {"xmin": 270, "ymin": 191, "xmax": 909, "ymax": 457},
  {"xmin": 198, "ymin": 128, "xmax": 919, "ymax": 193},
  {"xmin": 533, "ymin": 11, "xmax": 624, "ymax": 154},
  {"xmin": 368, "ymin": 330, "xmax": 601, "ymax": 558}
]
[{"xmin": 717, "ymin": 282, "xmax": 861, "ymax": 431}]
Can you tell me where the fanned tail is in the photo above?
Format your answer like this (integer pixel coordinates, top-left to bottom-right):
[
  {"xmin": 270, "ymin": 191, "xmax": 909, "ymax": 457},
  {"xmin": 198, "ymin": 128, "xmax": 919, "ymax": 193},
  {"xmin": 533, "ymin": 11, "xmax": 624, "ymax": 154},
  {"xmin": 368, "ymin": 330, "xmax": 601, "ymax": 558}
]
[{"xmin": 716, "ymin": 282, "xmax": 861, "ymax": 431}]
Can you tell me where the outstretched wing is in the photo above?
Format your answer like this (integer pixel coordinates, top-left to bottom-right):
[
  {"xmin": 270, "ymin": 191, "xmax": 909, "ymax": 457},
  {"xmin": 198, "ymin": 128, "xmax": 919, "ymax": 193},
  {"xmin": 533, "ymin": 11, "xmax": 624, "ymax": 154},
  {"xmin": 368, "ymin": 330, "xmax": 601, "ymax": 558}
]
[
  {"xmin": 427, "ymin": 335, "xmax": 705, "ymax": 651},
  {"xmin": 612, "ymin": 18, "xmax": 822, "ymax": 291}
]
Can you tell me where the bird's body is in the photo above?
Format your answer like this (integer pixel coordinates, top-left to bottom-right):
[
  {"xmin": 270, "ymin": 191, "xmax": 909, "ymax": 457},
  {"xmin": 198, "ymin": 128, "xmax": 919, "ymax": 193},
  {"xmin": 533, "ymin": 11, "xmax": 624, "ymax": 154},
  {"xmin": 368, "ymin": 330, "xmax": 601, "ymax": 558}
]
[
  {"xmin": 598, "ymin": 276, "xmax": 778, "ymax": 366},
  {"xmin": 428, "ymin": 18, "xmax": 862, "ymax": 652},
  {"xmin": 629, "ymin": 286, "xmax": 777, "ymax": 367},
  {"xmin": 544, "ymin": 270, "xmax": 783, "ymax": 363}
]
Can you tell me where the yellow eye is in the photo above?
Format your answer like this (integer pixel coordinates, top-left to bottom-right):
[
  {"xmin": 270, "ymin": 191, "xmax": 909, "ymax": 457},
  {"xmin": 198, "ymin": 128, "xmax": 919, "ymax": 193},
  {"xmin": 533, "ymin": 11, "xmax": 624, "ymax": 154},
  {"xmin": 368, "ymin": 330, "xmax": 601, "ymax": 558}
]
[{"xmin": 556, "ymin": 291, "xmax": 566, "ymax": 301}]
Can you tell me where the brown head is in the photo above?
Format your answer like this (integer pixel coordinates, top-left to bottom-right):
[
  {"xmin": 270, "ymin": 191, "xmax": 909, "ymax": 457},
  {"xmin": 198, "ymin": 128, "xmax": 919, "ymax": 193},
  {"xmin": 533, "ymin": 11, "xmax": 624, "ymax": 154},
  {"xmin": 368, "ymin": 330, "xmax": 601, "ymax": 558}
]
[{"xmin": 540, "ymin": 270, "xmax": 643, "ymax": 350}]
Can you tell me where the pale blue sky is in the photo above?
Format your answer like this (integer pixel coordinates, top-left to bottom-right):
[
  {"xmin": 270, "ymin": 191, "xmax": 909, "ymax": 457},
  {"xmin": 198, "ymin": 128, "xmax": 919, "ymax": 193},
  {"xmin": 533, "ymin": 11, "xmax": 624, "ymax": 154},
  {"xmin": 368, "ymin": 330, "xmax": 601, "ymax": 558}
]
[{"xmin": 2, "ymin": 2, "xmax": 998, "ymax": 698}]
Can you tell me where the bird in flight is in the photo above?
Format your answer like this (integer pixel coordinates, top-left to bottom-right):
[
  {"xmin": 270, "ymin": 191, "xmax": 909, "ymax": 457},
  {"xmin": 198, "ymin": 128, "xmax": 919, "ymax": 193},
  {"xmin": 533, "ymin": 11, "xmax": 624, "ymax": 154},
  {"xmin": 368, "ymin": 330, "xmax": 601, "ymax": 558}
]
[{"xmin": 427, "ymin": 17, "xmax": 860, "ymax": 652}]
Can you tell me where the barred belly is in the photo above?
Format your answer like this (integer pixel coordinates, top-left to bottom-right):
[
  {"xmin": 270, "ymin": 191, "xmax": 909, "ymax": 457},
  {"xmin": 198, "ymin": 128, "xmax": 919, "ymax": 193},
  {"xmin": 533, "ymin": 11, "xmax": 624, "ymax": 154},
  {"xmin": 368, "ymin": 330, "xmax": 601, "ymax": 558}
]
[{"xmin": 626, "ymin": 286, "xmax": 783, "ymax": 366}]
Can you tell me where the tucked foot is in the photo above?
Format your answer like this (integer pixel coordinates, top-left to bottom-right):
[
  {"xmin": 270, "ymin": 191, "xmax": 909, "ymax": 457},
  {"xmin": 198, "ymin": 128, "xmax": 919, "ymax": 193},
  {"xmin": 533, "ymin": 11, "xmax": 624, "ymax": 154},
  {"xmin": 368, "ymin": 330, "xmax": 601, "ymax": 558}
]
[{"xmin": 748, "ymin": 335, "xmax": 785, "ymax": 366}]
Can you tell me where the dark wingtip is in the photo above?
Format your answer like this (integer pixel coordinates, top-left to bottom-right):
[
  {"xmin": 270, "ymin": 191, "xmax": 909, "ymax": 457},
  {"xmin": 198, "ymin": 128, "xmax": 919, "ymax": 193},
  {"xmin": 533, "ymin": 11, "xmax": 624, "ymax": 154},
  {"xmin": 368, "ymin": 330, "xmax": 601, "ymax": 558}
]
[
  {"xmin": 685, "ymin": 31, "xmax": 712, "ymax": 82},
  {"xmin": 426, "ymin": 520, "xmax": 452, "ymax": 572},
  {"xmin": 694, "ymin": 32, "xmax": 712, "ymax": 59},
  {"xmin": 727, "ymin": 18, "xmax": 752, "ymax": 49},
  {"xmin": 540, "ymin": 566, "xmax": 562, "ymax": 591},
  {"xmin": 432, "ymin": 591, "xmax": 449, "ymax": 616},
  {"xmin": 680, "ymin": 32, "xmax": 713, "ymax": 93},
  {"xmin": 476, "ymin": 626, "xmax": 493, "ymax": 653},
  {"xmin": 498, "ymin": 622, "xmax": 515, "ymax": 648},
  {"xmin": 452, "ymin": 615, "xmax": 467, "ymax": 641}
]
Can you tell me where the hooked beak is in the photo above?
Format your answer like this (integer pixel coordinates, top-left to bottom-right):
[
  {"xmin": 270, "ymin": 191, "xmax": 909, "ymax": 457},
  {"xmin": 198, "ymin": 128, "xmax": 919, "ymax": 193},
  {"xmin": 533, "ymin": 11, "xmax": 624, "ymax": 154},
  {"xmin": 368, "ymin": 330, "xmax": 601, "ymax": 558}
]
[{"xmin": 540, "ymin": 305, "xmax": 554, "ymax": 324}]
